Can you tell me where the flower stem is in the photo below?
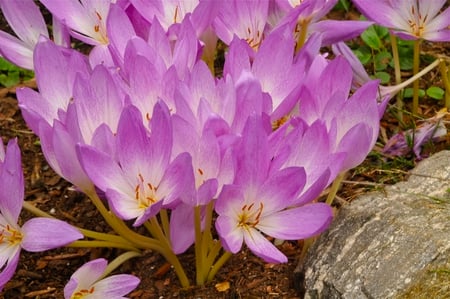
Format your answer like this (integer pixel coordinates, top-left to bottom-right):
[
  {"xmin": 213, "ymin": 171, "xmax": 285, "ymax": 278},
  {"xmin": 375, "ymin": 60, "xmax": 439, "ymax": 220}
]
[
  {"xmin": 22, "ymin": 201, "xmax": 54, "ymax": 218},
  {"xmin": 389, "ymin": 33, "xmax": 403, "ymax": 119},
  {"xmin": 22, "ymin": 201, "xmax": 142, "ymax": 250},
  {"xmin": 439, "ymin": 60, "xmax": 450, "ymax": 109},
  {"xmin": 194, "ymin": 206, "xmax": 204, "ymax": 285},
  {"xmin": 325, "ymin": 171, "xmax": 346, "ymax": 206},
  {"xmin": 412, "ymin": 39, "xmax": 421, "ymax": 115},
  {"xmin": 100, "ymin": 251, "xmax": 142, "ymax": 279},
  {"xmin": 387, "ymin": 59, "xmax": 441, "ymax": 96},
  {"xmin": 207, "ymin": 250, "xmax": 232, "ymax": 282},
  {"xmin": 145, "ymin": 217, "xmax": 190, "ymax": 288},
  {"xmin": 160, "ymin": 209, "xmax": 171, "ymax": 240},
  {"xmin": 68, "ymin": 240, "xmax": 139, "ymax": 251}
]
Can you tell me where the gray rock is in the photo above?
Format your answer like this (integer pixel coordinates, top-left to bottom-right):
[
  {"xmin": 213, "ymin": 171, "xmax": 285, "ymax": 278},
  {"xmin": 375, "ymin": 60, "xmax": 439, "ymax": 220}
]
[{"xmin": 297, "ymin": 150, "xmax": 450, "ymax": 299}]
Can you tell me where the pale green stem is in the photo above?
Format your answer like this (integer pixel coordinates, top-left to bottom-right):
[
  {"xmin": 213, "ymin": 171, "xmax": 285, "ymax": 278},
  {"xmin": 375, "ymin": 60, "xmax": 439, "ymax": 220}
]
[
  {"xmin": 412, "ymin": 39, "xmax": 421, "ymax": 115},
  {"xmin": 439, "ymin": 60, "xmax": 450, "ymax": 109},
  {"xmin": 200, "ymin": 201, "xmax": 214, "ymax": 261},
  {"xmin": 85, "ymin": 191, "xmax": 163, "ymax": 250},
  {"xmin": 160, "ymin": 209, "xmax": 171, "ymax": 240},
  {"xmin": 23, "ymin": 201, "xmax": 54, "ymax": 218},
  {"xmin": 388, "ymin": 59, "xmax": 441, "ymax": 95},
  {"xmin": 325, "ymin": 172, "xmax": 346, "ymax": 206},
  {"xmin": 206, "ymin": 251, "xmax": 233, "ymax": 282},
  {"xmin": 197, "ymin": 201, "xmax": 217, "ymax": 284},
  {"xmin": 100, "ymin": 251, "xmax": 142, "ymax": 279},
  {"xmin": 203, "ymin": 240, "xmax": 223, "ymax": 273},
  {"xmin": 78, "ymin": 229, "xmax": 130, "ymax": 244},
  {"xmin": 145, "ymin": 217, "xmax": 190, "ymax": 288},
  {"xmin": 68, "ymin": 240, "xmax": 139, "ymax": 252},
  {"xmin": 298, "ymin": 237, "xmax": 315, "ymax": 263},
  {"xmin": 148, "ymin": 217, "xmax": 172, "ymax": 249},
  {"xmin": 194, "ymin": 206, "xmax": 204, "ymax": 285},
  {"xmin": 390, "ymin": 33, "xmax": 403, "ymax": 119}
]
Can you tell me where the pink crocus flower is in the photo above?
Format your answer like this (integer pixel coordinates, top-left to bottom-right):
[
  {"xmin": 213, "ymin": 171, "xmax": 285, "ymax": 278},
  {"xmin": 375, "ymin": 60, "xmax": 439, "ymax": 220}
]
[
  {"xmin": 0, "ymin": 138, "xmax": 83, "ymax": 291},
  {"xmin": 272, "ymin": 0, "xmax": 372, "ymax": 46},
  {"xmin": 353, "ymin": 0, "xmax": 450, "ymax": 42},
  {"xmin": 215, "ymin": 116, "xmax": 333, "ymax": 263},
  {"xmin": 296, "ymin": 55, "xmax": 382, "ymax": 171},
  {"xmin": 0, "ymin": 0, "xmax": 69, "ymax": 69},
  {"xmin": 213, "ymin": 0, "xmax": 270, "ymax": 50},
  {"xmin": 77, "ymin": 103, "xmax": 195, "ymax": 227},
  {"xmin": 64, "ymin": 258, "xmax": 140, "ymax": 299},
  {"xmin": 130, "ymin": 0, "xmax": 200, "ymax": 30},
  {"xmin": 40, "ymin": 0, "xmax": 112, "ymax": 45}
]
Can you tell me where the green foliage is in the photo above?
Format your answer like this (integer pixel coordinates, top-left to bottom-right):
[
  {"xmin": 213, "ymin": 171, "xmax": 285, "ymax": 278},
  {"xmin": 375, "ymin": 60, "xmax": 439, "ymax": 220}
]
[
  {"xmin": 334, "ymin": 0, "xmax": 351, "ymax": 11},
  {"xmin": 403, "ymin": 87, "xmax": 425, "ymax": 98},
  {"xmin": 360, "ymin": 25, "xmax": 385, "ymax": 51},
  {"xmin": 356, "ymin": 23, "xmax": 415, "ymax": 72},
  {"xmin": 373, "ymin": 71, "xmax": 390, "ymax": 84},
  {"xmin": 426, "ymin": 86, "xmax": 445, "ymax": 100},
  {"xmin": 0, "ymin": 58, "xmax": 34, "ymax": 88},
  {"xmin": 374, "ymin": 51, "xmax": 392, "ymax": 71}
]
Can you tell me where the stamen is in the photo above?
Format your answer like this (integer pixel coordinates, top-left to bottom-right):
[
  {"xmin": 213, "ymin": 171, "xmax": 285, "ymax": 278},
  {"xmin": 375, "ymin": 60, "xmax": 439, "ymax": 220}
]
[{"xmin": 174, "ymin": 5, "xmax": 179, "ymax": 23}]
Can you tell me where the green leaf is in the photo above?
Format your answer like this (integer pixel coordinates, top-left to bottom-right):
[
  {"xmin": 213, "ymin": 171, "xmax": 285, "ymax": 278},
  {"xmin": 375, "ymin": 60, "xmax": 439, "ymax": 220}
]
[
  {"xmin": 374, "ymin": 71, "xmax": 390, "ymax": 84},
  {"xmin": 374, "ymin": 51, "xmax": 392, "ymax": 71},
  {"xmin": 335, "ymin": 0, "xmax": 350, "ymax": 11},
  {"xmin": 353, "ymin": 47, "xmax": 372, "ymax": 65},
  {"xmin": 403, "ymin": 87, "xmax": 425, "ymax": 98},
  {"xmin": 396, "ymin": 45, "xmax": 414, "ymax": 70},
  {"xmin": 0, "ymin": 58, "xmax": 17, "ymax": 71},
  {"xmin": 426, "ymin": 86, "xmax": 445, "ymax": 100},
  {"xmin": 374, "ymin": 25, "xmax": 389, "ymax": 40},
  {"xmin": 361, "ymin": 25, "xmax": 383, "ymax": 50},
  {"xmin": 0, "ymin": 71, "xmax": 20, "ymax": 87}
]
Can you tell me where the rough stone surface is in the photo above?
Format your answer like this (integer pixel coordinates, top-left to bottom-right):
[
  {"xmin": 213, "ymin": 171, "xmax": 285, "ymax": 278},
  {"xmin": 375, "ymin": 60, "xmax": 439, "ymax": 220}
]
[{"xmin": 297, "ymin": 150, "xmax": 450, "ymax": 299}]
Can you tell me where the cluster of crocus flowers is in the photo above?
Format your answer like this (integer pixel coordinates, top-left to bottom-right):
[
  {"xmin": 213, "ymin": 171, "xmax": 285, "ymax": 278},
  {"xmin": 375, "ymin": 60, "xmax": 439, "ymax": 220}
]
[{"xmin": 0, "ymin": 0, "xmax": 384, "ymax": 292}]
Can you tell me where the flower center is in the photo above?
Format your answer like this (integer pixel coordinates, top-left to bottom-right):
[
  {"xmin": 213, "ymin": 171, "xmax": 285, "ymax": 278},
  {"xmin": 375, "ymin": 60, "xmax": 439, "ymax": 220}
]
[
  {"xmin": 245, "ymin": 27, "xmax": 264, "ymax": 50},
  {"xmin": 93, "ymin": 10, "xmax": 109, "ymax": 44},
  {"xmin": 408, "ymin": 5, "xmax": 428, "ymax": 37},
  {"xmin": 238, "ymin": 202, "xmax": 264, "ymax": 229},
  {"xmin": 135, "ymin": 173, "xmax": 158, "ymax": 209},
  {"xmin": 0, "ymin": 224, "xmax": 23, "ymax": 246},
  {"xmin": 71, "ymin": 286, "xmax": 95, "ymax": 299}
]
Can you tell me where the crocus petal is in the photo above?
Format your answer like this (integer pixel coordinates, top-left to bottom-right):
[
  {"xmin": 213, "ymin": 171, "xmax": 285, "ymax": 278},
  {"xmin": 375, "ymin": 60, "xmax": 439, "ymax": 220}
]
[
  {"xmin": 258, "ymin": 203, "xmax": 333, "ymax": 240},
  {"xmin": 310, "ymin": 20, "xmax": 373, "ymax": 45},
  {"xmin": 216, "ymin": 215, "xmax": 243, "ymax": 254},
  {"xmin": 258, "ymin": 167, "xmax": 305, "ymax": 211},
  {"xmin": 0, "ymin": 139, "xmax": 23, "ymax": 223},
  {"xmin": 105, "ymin": 188, "xmax": 145, "ymax": 221},
  {"xmin": 0, "ymin": 0, "xmax": 48, "ymax": 46},
  {"xmin": 21, "ymin": 218, "xmax": 83, "ymax": 252},
  {"xmin": 170, "ymin": 203, "xmax": 197, "ymax": 254},
  {"xmin": 0, "ymin": 31, "xmax": 34, "ymax": 69},
  {"xmin": 157, "ymin": 152, "xmax": 195, "ymax": 206},
  {"xmin": 64, "ymin": 258, "xmax": 107, "ymax": 298},
  {"xmin": 77, "ymin": 144, "xmax": 130, "ymax": 193},
  {"xmin": 89, "ymin": 274, "xmax": 140, "ymax": 297},
  {"xmin": 243, "ymin": 228, "xmax": 287, "ymax": 263},
  {"xmin": 0, "ymin": 250, "xmax": 20, "ymax": 292}
]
